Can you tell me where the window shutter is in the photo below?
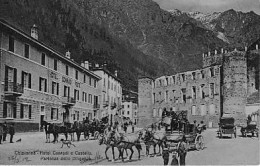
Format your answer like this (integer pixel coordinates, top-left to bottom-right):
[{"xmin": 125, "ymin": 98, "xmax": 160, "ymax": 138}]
[
  {"xmin": 13, "ymin": 104, "xmax": 17, "ymax": 118},
  {"xmin": 56, "ymin": 83, "xmax": 59, "ymax": 95},
  {"xmin": 21, "ymin": 71, "xmax": 24, "ymax": 86},
  {"xmin": 39, "ymin": 78, "xmax": 41, "ymax": 91},
  {"xmin": 57, "ymin": 109, "xmax": 59, "ymax": 120},
  {"xmin": 29, "ymin": 105, "xmax": 32, "ymax": 119},
  {"xmin": 3, "ymin": 102, "xmax": 7, "ymax": 118},
  {"xmin": 4, "ymin": 66, "xmax": 9, "ymax": 91},
  {"xmin": 28, "ymin": 73, "xmax": 31, "ymax": 88},
  {"xmin": 20, "ymin": 104, "xmax": 24, "ymax": 118},
  {"xmin": 13, "ymin": 68, "xmax": 17, "ymax": 84},
  {"xmin": 44, "ymin": 79, "xmax": 47, "ymax": 92}
]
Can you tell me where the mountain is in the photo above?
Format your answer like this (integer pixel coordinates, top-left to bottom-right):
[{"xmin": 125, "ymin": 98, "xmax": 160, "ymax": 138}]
[{"xmin": 0, "ymin": 0, "xmax": 259, "ymax": 91}]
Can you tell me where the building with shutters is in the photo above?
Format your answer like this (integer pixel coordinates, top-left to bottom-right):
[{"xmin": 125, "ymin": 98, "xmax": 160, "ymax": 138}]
[
  {"xmin": 91, "ymin": 66, "xmax": 122, "ymax": 126},
  {"xmin": 0, "ymin": 19, "xmax": 101, "ymax": 132}
]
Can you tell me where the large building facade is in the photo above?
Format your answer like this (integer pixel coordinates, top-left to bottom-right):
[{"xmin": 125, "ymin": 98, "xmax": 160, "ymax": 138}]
[
  {"xmin": 138, "ymin": 47, "xmax": 259, "ymax": 128},
  {"xmin": 0, "ymin": 20, "xmax": 101, "ymax": 132},
  {"xmin": 92, "ymin": 67, "xmax": 122, "ymax": 125},
  {"xmin": 121, "ymin": 100, "xmax": 138, "ymax": 125}
]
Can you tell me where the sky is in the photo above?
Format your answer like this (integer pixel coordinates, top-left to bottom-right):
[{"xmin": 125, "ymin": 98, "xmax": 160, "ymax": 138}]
[{"xmin": 153, "ymin": 0, "xmax": 260, "ymax": 15}]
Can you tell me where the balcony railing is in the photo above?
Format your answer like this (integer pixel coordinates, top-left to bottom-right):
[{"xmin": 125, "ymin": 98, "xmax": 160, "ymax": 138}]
[
  {"xmin": 103, "ymin": 101, "xmax": 109, "ymax": 107},
  {"xmin": 61, "ymin": 97, "xmax": 76, "ymax": 106},
  {"xmin": 4, "ymin": 82, "xmax": 24, "ymax": 95},
  {"xmin": 93, "ymin": 103, "xmax": 100, "ymax": 109},
  {"xmin": 111, "ymin": 102, "xmax": 117, "ymax": 109}
]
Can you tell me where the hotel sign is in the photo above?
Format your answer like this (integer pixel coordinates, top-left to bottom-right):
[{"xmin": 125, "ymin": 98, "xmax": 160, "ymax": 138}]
[
  {"xmin": 62, "ymin": 76, "xmax": 72, "ymax": 85},
  {"xmin": 49, "ymin": 71, "xmax": 59, "ymax": 80}
]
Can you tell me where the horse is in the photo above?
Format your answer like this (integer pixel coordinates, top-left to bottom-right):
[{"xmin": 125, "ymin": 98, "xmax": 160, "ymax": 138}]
[
  {"xmin": 115, "ymin": 131, "xmax": 143, "ymax": 162},
  {"xmin": 43, "ymin": 121, "xmax": 52, "ymax": 143},
  {"xmin": 143, "ymin": 129, "xmax": 165, "ymax": 156},
  {"xmin": 98, "ymin": 129, "xmax": 124, "ymax": 162}
]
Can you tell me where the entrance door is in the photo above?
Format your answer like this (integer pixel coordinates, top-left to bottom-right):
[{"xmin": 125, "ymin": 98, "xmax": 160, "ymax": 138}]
[
  {"xmin": 40, "ymin": 115, "xmax": 44, "ymax": 131},
  {"xmin": 63, "ymin": 107, "xmax": 70, "ymax": 123}
]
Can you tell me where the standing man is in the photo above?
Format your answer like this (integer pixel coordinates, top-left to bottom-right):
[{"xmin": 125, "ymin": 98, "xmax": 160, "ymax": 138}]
[
  {"xmin": 132, "ymin": 123, "xmax": 135, "ymax": 133},
  {"xmin": 3, "ymin": 122, "xmax": 7, "ymax": 142},
  {"xmin": 9, "ymin": 123, "xmax": 15, "ymax": 143},
  {"xmin": 0, "ymin": 123, "xmax": 3, "ymax": 144}
]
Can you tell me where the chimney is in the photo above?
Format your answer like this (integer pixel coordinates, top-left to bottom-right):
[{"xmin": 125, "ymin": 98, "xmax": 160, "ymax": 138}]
[
  {"xmin": 81, "ymin": 62, "xmax": 85, "ymax": 67},
  {"xmin": 65, "ymin": 51, "xmax": 71, "ymax": 59},
  {"xmin": 115, "ymin": 70, "xmax": 118, "ymax": 77},
  {"xmin": 31, "ymin": 24, "xmax": 38, "ymax": 40},
  {"xmin": 215, "ymin": 50, "xmax": 217, "ymax": 55},
  {"xmin": 95, "ymin": 63, "xmax": 99, "ymax": 68},
  {"xmin": 245, "ymin": 46, "xmax": 248, "ymax": 51},
  {"xmin": 84, "ymin": 61, "xmax": 89, "ymax": 70},
  {"xmin": 256, "ymin": 44, "xmax": 259, "ymax": 50},
  {"xmin": 221, "ymin": 48, "xmax": 224, "ymax": 54}
]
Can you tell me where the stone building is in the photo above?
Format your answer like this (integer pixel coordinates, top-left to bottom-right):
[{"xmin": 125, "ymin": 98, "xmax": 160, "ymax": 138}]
[
  {"xmin": 0, "ymin": 20, "xmax": 101, "ymax": 132},
  {"xmin": 121, "ymin": 100, "xmax": 138, "ymax": 125},
  {"xmin": 138, "ymin": 46, "xmax": 259, "ymax": 128},
  {"xmin": 92, "ymin": 66, "xmax": 122, "ymax": 125}
]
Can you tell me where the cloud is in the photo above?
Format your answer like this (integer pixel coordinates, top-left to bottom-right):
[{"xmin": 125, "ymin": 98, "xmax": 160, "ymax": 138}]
[{"xmin": 153, "ymin": 0, "xmax": 260, "ymax": 14}]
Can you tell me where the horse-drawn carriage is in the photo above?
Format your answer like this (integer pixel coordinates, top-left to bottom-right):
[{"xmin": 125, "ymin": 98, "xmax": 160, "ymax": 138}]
[
  {"xmin": 218, "ymin": 116, "xmax": 236, "ymax": 138},
  {"xmin": 241, "ymin": 121, "xmax": 259, "ymax": 137}
]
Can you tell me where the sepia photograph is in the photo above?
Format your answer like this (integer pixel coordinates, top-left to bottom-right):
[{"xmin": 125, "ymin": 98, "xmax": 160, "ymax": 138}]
[{"xmin": 0, "ymin": 0, "xmax": 259, "ymax": 165}]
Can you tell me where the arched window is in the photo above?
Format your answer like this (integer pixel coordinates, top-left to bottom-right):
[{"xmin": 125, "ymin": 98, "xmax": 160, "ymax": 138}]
[
  {"xmin": 153, "ymin": 108, "xmax": 156, "ymax": 117},
  {"xmin": 158, "ymin": 108, "xmax": 162, "ymax": 117}
]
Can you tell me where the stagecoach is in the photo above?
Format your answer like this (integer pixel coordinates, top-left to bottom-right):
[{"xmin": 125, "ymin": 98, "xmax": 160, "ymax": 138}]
[{"xmin": 218, "ymin": 117, "xmax": 236, "ymax": 138}]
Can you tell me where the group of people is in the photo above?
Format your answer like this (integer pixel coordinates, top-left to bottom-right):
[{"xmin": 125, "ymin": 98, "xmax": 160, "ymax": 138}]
[{"xmin": 0, "ymin": 122, "xmax": 15, "ymax": 144}]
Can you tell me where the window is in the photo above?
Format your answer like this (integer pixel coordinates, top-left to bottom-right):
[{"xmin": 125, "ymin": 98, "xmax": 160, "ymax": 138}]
[
  {"xmin": 210, "ymin": 67, "xmax": 215, "ymax": 77},
  {"xmin": 74, "ymin": 89, "xmax": 79, "ymax": 101},
  {"xmin": 24, "ymin": 44, "xmax": 29, "ymax": 58},
  {"xmin": 9, "ymin": 36, "xmax": 14, "ymax": 52},
  {"xmin": 88, "ymin": 94, "xmax": 92, "ymax": 104},
  {"xmin": 209, "ymin": 104, "xmax": 216, "ymax": 115},
  {"xmin": 181, "ymin": 88, "xmax": 186, "ymax": 103},
  {"xmin": 200, "ymin": 104, "xmax": 206, "ymax": 116},
  {"xmin": 66, "ymin": 65, "xmax": 69, "ymax": 75},
  {"xmin": 52, "ymin": 82, "xmax": 59, "ymax": 95},
  {"xmin": 209, "ymin": 83, "xmax": 215, "ymax": 97},
  {"xmin": 127, "ymin": 111, "xmax": 130, "ymax": 115},
  {"xmin": 64, "ymin": 86, "xmax": 70, "ymax": 97},
  {"xmin": 181, "ymin": 74, "xmax": 186, "ymax": 82},
  {"xmin": 108, "ymin": 80, "xmax": 110, "ymax": 89},
  {"xmin": 172, "ymin": 76, "xmax": 175, "ymax": 84},
  {"xmin": 40, "ymin": 106, "xmax": 45, "ymax": 114},
  {"xmin": 165, "ymin": 91, "xmax": 169, "ymax": 102},
  {"xmin": 192, "ymin": 86, "xmax": 196, "ymax": 99},
  {"xmin": 21, "ymin": 71, "xmax": 31, "ymax": 88},
  {"xmin": 82, "ymin": 92, "xmax": 86, "ymax": 102},
  {"xmin": 158, "ymin": 108, "xmax": 162, "ymax": 117},
  {"xmin": 159, "ymin": 92, "xmax": 162, "ymax": 102},
  {"xmin": 153, "ymin": 108, "xmax": 156, "ymax": 117},
  {"xmin": 75, "ymin": 70, "xmax": 78, "ymax": 80},
  {"xmin": 54, "ymin": 59, "xmax": 58, "ymax": 71},
  {"xmin": 75, "ymin": 111, "xmax": 79, "ymax": 121},
  {"xmin": 192, "ymin": 72, "xmax": 196, "ymax": 80},
  {"xmin": 166, "ymin": 78, "xmax": 168, "ymax": 86},
  {"xmin": 84, "ymin": 75, "xmax": 86, "ymax": 83},
  {"xmin": 127, "ymin": 105, "xmax": 130, "ymax": 108},
  {"xmin": 122, "ymin": 105, "xmax": 124, "ymax": 109},
  {"xmin": 122, "ymin": 110, "xmax": 124, "ymax": 115},
  {"xmin": 39, "ymin": 77, "xmax": 47, "ymax": 92},
  {"xmin": 89, "ymin": 77, "xmax": 92, "ymax": 86},
  {"xmin": 192, "ymin": 106, "xmax": 196, "ymax": 115},
  {"xmin": 94, "ymin": 80, "xmax": 97, "ymax": 88},
  {"xmin": 41, "ymin": 53, "xmax": 46, "ymax": 66},
  {"xmin": 153, "ymin": 93, "xmax": 156, "ymax": 104},
  {"xmin": 201, "ymin": 70, "xmax": 205, "ymax": 79},
  {"xmin": 20, "ymin": 104, "xmax": 32, "ymax": 119},
  {"xmin": 3, "ymin": 102, "xmax": 16, "ymax": 118},
  {"xmin": 51, "ymin": 108, "xmax": 58, "ymax": 120},
  {"xmin": 172, "ymin": 90, "xmax": 176, "ymax": 102},
  {"xmin": 200, "ymin": 84, "xmax": 205, "ymax": 99}
]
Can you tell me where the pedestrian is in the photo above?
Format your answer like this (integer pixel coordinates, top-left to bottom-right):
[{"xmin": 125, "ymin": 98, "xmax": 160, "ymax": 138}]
[
  {"xmin": 132, "ymin": 123, "xmax": 135, "ymax": 133},
  {"xmin": 170, "ymin": 152, "xmax": 179, "ymax": 166},
  {"xmin": 9, "ymin": 123, "xmax": 15, "ymax": 143},
  {"xmin": 162, "ymin": 146, "xmax": 170, "ymax": 165},
  {"xmin": 124, "ymin": 124, "xmax": 127, "ymax": 133},
  {"xmin": 178, "ymin": 137, "xmax": 187, "ymax": 166},
  {"xmin": 3, "ymin": 122, "xmax": 7, "ymax": 142},
  {"xmin": 0, "ymin": 123, "xmax": 3, "ymax": 144}
]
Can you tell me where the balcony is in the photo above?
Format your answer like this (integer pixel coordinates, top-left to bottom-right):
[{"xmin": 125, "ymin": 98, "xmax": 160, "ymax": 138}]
[
  {"xmin": 111, "ymin": 102, "xmax": 117, "ymax": 109},
  {"xmin": 103, "ymin": 101, "xmax": 109, "ymax": 107},
  {"xmin": 61, "ymin": 97, "xmax": 76, "ymax": 106},
  {"xmin": 4, "ymin": 82, "xmax": 24, "ymax": 96},
  {"xmin": 93, "ymin": 103, "xmax": 100, "ymax": 110}
]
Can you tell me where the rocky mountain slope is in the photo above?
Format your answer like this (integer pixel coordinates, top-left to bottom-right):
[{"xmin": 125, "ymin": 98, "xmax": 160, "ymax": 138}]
[{"xmin": 0, "ymin": 0, "xmax": 259, "ymax": 91}]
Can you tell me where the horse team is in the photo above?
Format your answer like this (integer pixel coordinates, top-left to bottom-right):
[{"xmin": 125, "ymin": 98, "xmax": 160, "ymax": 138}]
[{"xmin": 43, "ymin": 121, "xmax": 105, "ymax": 143}]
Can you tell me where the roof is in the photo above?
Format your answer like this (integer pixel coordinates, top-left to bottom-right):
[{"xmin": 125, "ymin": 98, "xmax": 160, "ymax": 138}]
[
  {"xmin": 92, "ymin": 67, "xmax": 121, "ymax": 83},
  {"xmin": 0, "ymin": 19, "xmax": 101, "ymax": 80}
]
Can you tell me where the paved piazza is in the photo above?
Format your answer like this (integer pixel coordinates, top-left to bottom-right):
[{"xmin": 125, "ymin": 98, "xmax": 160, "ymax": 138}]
[{"xmin": 0, "ymin": 128, "xmax": 259, "ymax": 165}]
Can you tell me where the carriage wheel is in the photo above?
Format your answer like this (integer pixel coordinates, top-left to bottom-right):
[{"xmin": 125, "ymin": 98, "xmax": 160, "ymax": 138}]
[{"xmin": 195, "ymin": 135, "xmax": 203, "ymax": 150}]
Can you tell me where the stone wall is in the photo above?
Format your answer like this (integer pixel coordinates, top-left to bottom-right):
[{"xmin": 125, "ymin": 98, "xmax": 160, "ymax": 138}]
[{"xmin": 222, "ymin": 51, "xmax": 247, "ymax": 126}]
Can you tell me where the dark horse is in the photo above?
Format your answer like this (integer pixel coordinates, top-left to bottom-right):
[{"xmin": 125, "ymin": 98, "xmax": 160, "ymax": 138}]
[{"xmin": 43, "ymin": 121, "xmax": 70, "ymax": 143}]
